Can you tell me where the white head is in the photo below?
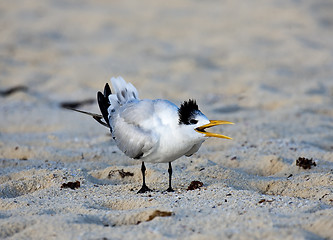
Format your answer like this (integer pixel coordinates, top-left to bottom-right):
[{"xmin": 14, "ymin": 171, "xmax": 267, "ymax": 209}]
[{"xmin": 178, "ymin": 99, "xmax": 233, "ymax": 140}]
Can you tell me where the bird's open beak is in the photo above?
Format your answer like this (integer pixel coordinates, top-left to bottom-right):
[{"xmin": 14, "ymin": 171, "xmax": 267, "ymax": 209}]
[{"xmin": 195, "ymin": 120, "xmax": 234, "ymax": 139}]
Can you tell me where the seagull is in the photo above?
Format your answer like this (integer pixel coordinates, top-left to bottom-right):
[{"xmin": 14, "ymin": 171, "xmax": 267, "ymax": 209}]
[{"xmin": 70, "ymin": 77, "xmax": 233, "ymax": 193}]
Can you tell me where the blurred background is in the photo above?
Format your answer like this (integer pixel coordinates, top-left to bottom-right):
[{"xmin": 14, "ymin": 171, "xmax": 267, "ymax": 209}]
[{"xmin": 1, "ymin": 2, "xmax": 333, "ymax": 238}]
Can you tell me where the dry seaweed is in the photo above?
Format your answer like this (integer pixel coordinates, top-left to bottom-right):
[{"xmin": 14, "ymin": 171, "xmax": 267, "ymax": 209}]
[
  {"xmin": 0, "ymin": 85, "xmax": 28, "ymax": 97},
  {"xmin": 146, "ymin": 210, "xmax": 173, "ymax": 222},
  {"xmin": 187, "ymin": 181, "xmax": 203, "ymax": 190},
  {"xmin": 258, "ymin": 199, "xmax": 274, "ymax": 204},
  {"xmin": 61, "ymin": 181, "xmax": 80, "ymax": 189},
  {"xmin": 296, "ymin": 157, "xmax": 316, "ymax": 169},
  {"xmin": 118, "ymin": 169, "xmax": 134, "ymax": 178},
  {"xmin": 108, "ymin": 169, "xmax": 134, "ymax": 178}
]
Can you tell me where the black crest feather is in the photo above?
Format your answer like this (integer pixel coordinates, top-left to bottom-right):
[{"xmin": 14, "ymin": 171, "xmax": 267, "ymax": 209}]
[{"xmin": 178, "ymin": 99, "xmax": 199, "ymax": 125}]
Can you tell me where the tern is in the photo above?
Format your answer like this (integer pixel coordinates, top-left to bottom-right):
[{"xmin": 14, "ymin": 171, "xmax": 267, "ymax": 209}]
[{"xmin": 71, "ymin": 77, "xmax": 233, "ymax": 193}]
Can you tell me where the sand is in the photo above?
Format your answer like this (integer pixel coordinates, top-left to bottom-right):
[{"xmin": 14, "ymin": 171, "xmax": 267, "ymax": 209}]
[{"xmin": 1, "ymin": 0, "xmax": 333, "ymax": 239}]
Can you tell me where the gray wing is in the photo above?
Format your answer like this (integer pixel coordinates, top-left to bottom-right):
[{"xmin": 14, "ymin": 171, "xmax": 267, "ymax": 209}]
[
  {"xmin": 110, "ymin": 100, "xmax": 159, "ymax": 159},
  {"xmin": 185, "ymin": 142, "xmax": 203, "ymax": 157}
]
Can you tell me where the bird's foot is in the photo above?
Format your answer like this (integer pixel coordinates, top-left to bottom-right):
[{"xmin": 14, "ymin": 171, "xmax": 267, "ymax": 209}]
[
  {"xmin": 165, "ymin": 187, "xmax": 174, "ymax": 192},
  {"xmin": 137, "ymin": 185, "xmax": 152, "ymax": 194}
]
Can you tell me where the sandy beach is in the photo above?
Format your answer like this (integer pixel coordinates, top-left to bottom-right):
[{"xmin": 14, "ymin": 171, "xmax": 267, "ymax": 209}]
[{"xmin": 1, "ymin": 0, "xmax": 333, "ymax": 239}]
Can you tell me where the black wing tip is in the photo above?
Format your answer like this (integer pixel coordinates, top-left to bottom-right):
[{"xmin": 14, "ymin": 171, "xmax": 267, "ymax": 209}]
[
  {"xmin": 97, "ymin": 90, "xmax": 111, "ymax": 129},
  {"xmin": 133, "ymin": 152, "xmax": 144, "ymax": 159},
  {"xmin": 104, "ymin": 83, "xmax": 112, "ymax": 97},
  {"xmin": 97, "ymin": 91, "xmax": 105, "ymax": 102},
  {"xmin": 178, "ymin": 99, "xmax": 199, "ymax": 125}
]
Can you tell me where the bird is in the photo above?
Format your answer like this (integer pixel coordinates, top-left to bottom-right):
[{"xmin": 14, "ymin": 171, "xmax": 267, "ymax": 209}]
[{"xmin": 70, "ymin": 77, "xmax": 233, "ymax": 193}]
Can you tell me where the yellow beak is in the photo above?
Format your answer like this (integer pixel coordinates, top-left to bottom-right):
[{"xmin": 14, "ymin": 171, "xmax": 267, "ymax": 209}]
[{"xmin": 195, "ymin": 120, "xmax": 234, "ymax": 139}]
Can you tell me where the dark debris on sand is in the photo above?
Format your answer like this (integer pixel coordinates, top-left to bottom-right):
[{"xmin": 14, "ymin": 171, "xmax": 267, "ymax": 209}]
[
  {"xmin": 187, "ymin": 181, "xmax": 203, "ymax": 190},
  {"xmin": 0, "ymin": 85, "xmax": 28, "ymax": 97},
  {"xmin": 108, "ymin": 169, "xmax": 134, "ymax": 178},
  {"xmin": 60, "ymin": 99, "xmax": 95, "ymax": 109},
  {"xmin": 61, "ymin": 181, "xmax": 81, "ymax": 189},
  {"xmin": 296, "ymin": 157, "xmax": 316, "ymax": 169}
]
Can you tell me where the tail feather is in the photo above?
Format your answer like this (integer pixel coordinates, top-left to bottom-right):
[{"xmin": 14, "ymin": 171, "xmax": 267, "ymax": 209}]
[
  {"xmin": 68, "ymin": 77, "xmax": 139, "ymax": 132},
  {"xmin": 82, "ymin": 77, "xmax": 138, "ymax": 132},
  {"xmin": 110, "ymin": 76, "xmax": 139, "ymax": 103},
  {"xmin": 106, "ymin": 77, "xmax": 139, "ymax": 114},
  {"xmin": 108, "ymin": 94, "xmax": 120, "ymax": 109}
]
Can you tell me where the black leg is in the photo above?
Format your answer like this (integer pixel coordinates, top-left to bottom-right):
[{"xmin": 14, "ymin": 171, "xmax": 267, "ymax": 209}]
[
  {"xmin": 137, "ymin": 162, "xmax": 152, "ymax": 193},
  {"xmin": 166, "ymin": 162, "xmax": 174, "ymax": 192}
]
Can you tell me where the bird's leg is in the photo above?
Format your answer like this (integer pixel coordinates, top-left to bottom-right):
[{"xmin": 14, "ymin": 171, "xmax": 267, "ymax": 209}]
[
  {"xmin": 166, "ymin": 162, "xmax": 174, "ymax": 192},
  {"xmin": 137, "ymin": 162, "xmax": 152, "ymax": 193}
]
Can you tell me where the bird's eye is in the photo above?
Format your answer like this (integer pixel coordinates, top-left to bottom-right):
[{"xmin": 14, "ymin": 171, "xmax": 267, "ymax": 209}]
[{"xmin": 190, "ymin": 119, "xmax": 198, "ymax": 124}]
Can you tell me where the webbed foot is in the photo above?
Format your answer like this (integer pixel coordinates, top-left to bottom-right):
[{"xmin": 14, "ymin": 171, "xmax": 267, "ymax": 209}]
[
  {"xmin": 137, "ymin": 184, "xmax": 152, "ymax": 194},
  {"xmin": 165, "ymin": 187, "xmax": 174, "ymax": 192}
]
